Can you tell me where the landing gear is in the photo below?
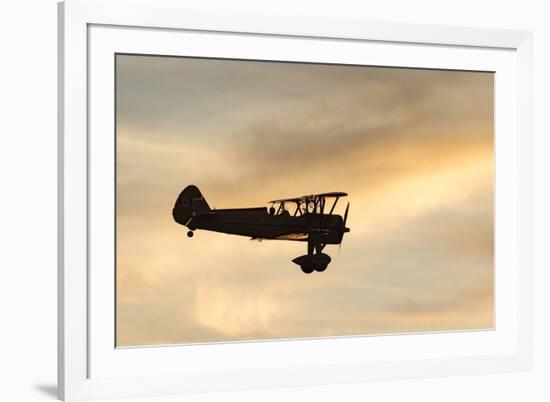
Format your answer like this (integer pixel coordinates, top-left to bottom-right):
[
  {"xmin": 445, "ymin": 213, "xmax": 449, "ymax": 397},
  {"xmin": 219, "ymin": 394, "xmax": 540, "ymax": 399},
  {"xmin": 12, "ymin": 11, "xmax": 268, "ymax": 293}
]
[
  {"xmin": 293, "ymin": 253, "xmax": 331, "ymax": 274},
  {"xmin": 187, "ymin": 230, "xmax": 194, "ymax": 237},
  {"xmin": 314, "ymin": 264, "xmax": 328, "ymax": 272}
]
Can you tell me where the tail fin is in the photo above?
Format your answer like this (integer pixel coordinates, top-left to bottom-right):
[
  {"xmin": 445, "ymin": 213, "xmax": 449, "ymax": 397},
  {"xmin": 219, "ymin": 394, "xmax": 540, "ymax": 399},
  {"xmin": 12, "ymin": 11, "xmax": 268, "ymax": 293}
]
[{"xmin": 172, "ymin": 185, "xmax": 210, "ymax": 226}]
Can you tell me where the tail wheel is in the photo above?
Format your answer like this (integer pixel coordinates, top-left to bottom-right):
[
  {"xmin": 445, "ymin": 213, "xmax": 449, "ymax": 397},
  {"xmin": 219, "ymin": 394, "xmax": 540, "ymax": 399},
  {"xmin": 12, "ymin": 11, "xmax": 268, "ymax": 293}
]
[{"xmin": 187, "ymin": 231, "xmax": 194, "ymax": 237}]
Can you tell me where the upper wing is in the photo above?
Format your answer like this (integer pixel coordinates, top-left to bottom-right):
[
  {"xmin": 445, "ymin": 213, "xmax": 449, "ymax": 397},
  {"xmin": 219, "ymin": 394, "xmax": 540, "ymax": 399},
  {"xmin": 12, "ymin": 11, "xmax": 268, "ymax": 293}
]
[
  {"xmin": 268, "ymin": 196, "xmax": 305, "ymax": 203},
  {"xmin": 314, "ymin": 192, "xmax": 348, "ymax": 198},
  {"xmin": 268, "ymin": 192, "xmax": 347, "ymax": 203}
]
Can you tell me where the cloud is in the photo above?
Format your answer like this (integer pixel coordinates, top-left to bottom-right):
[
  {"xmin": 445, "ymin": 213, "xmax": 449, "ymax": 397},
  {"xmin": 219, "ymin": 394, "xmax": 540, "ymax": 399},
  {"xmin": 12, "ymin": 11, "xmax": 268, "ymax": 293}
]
[{"xmin": 115, "ymin": 54, "xmax": 494, "ymax": 346}]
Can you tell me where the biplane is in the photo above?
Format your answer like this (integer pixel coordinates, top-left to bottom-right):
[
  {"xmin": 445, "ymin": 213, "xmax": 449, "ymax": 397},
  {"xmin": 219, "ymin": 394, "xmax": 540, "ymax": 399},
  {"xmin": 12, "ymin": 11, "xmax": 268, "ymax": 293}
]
[{"xmin": 172, "ymin": 185, "xmax": 350, "ymax": 274}]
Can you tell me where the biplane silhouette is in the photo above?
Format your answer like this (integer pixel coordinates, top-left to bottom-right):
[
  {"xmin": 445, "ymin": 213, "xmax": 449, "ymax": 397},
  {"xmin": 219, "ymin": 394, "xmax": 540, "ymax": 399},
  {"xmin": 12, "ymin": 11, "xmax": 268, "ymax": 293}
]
[{"xmin": 172, "ymin": 185, "xmax": 350, "ymax": 274}]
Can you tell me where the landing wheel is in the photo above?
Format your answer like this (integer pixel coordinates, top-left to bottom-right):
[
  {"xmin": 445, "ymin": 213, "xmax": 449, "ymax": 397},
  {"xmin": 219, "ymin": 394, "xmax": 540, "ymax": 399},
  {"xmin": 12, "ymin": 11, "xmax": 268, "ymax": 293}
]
[
  {"xmin": 314, "ymin": 264, "xmax": 327, "ymax": 272},
  {"xmin": 301, "ymin": 264, "xmax": 314, "ymax": 274},
  {"xmin": 187, "ymin": 231, "xmax": 194, "ymax": 238}
]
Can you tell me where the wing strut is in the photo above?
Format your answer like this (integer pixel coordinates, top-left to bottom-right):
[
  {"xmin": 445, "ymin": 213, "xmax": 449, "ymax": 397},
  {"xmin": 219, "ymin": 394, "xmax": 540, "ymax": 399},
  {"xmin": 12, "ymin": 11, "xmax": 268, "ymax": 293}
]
[{"xmin": 327, "ymin": 197, "xmax": 340, "ymax": 216}]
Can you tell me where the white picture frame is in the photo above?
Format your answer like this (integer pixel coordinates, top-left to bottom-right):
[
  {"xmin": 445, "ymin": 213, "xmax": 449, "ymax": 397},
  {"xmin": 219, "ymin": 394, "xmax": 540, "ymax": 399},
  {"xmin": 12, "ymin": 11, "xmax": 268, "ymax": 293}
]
[{"xmin": 58, "ymin": 0, "xmax": 533, "ymax": 400}]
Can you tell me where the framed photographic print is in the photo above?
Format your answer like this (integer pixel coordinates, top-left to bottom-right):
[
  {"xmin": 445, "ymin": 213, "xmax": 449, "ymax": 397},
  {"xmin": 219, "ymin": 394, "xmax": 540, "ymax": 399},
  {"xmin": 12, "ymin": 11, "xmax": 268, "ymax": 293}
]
[{"xmin": 58, "ymin": 0, "xmax": 533, "ymax": 400}]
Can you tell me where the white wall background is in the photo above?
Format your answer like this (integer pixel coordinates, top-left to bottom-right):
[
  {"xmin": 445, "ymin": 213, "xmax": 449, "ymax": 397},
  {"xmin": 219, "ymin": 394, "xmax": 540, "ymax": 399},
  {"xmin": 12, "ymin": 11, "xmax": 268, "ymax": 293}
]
[{"xmin": 0, "ymin": 0, "xmax": 547, "ymax": 401}]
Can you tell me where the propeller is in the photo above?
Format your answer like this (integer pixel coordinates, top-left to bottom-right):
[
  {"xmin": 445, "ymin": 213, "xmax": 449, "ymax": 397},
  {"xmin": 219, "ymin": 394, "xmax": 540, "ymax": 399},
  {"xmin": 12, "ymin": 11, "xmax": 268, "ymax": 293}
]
[
  {"xmin": 343, "ymin": 202, "xmax": 350, "ymax": 229},
  {"xmin": 339, "ymin": 202, "xmax": 350, "ymax": 253}
]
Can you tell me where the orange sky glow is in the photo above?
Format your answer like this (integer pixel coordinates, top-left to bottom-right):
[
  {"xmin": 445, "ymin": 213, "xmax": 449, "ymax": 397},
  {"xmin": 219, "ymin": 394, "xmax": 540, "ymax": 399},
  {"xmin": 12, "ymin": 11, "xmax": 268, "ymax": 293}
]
[{"xmin": 116, "ymin": 55, "xmax": 494, "ymax": 347}]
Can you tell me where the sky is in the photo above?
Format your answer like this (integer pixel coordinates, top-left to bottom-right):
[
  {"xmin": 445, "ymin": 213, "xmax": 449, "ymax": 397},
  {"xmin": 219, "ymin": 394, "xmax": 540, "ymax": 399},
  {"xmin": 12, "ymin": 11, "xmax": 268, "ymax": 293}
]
[{"xmin": 115, "ymin": 54, "xmax": 494, "ymax": 347}]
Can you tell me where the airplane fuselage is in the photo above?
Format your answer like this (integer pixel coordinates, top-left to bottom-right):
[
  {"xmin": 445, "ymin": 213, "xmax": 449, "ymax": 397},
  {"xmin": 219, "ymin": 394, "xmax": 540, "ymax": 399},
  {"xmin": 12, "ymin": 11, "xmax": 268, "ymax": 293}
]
[{"xmin": 181, "ymin": 207, "xmax": 345, "ymax": 244}]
